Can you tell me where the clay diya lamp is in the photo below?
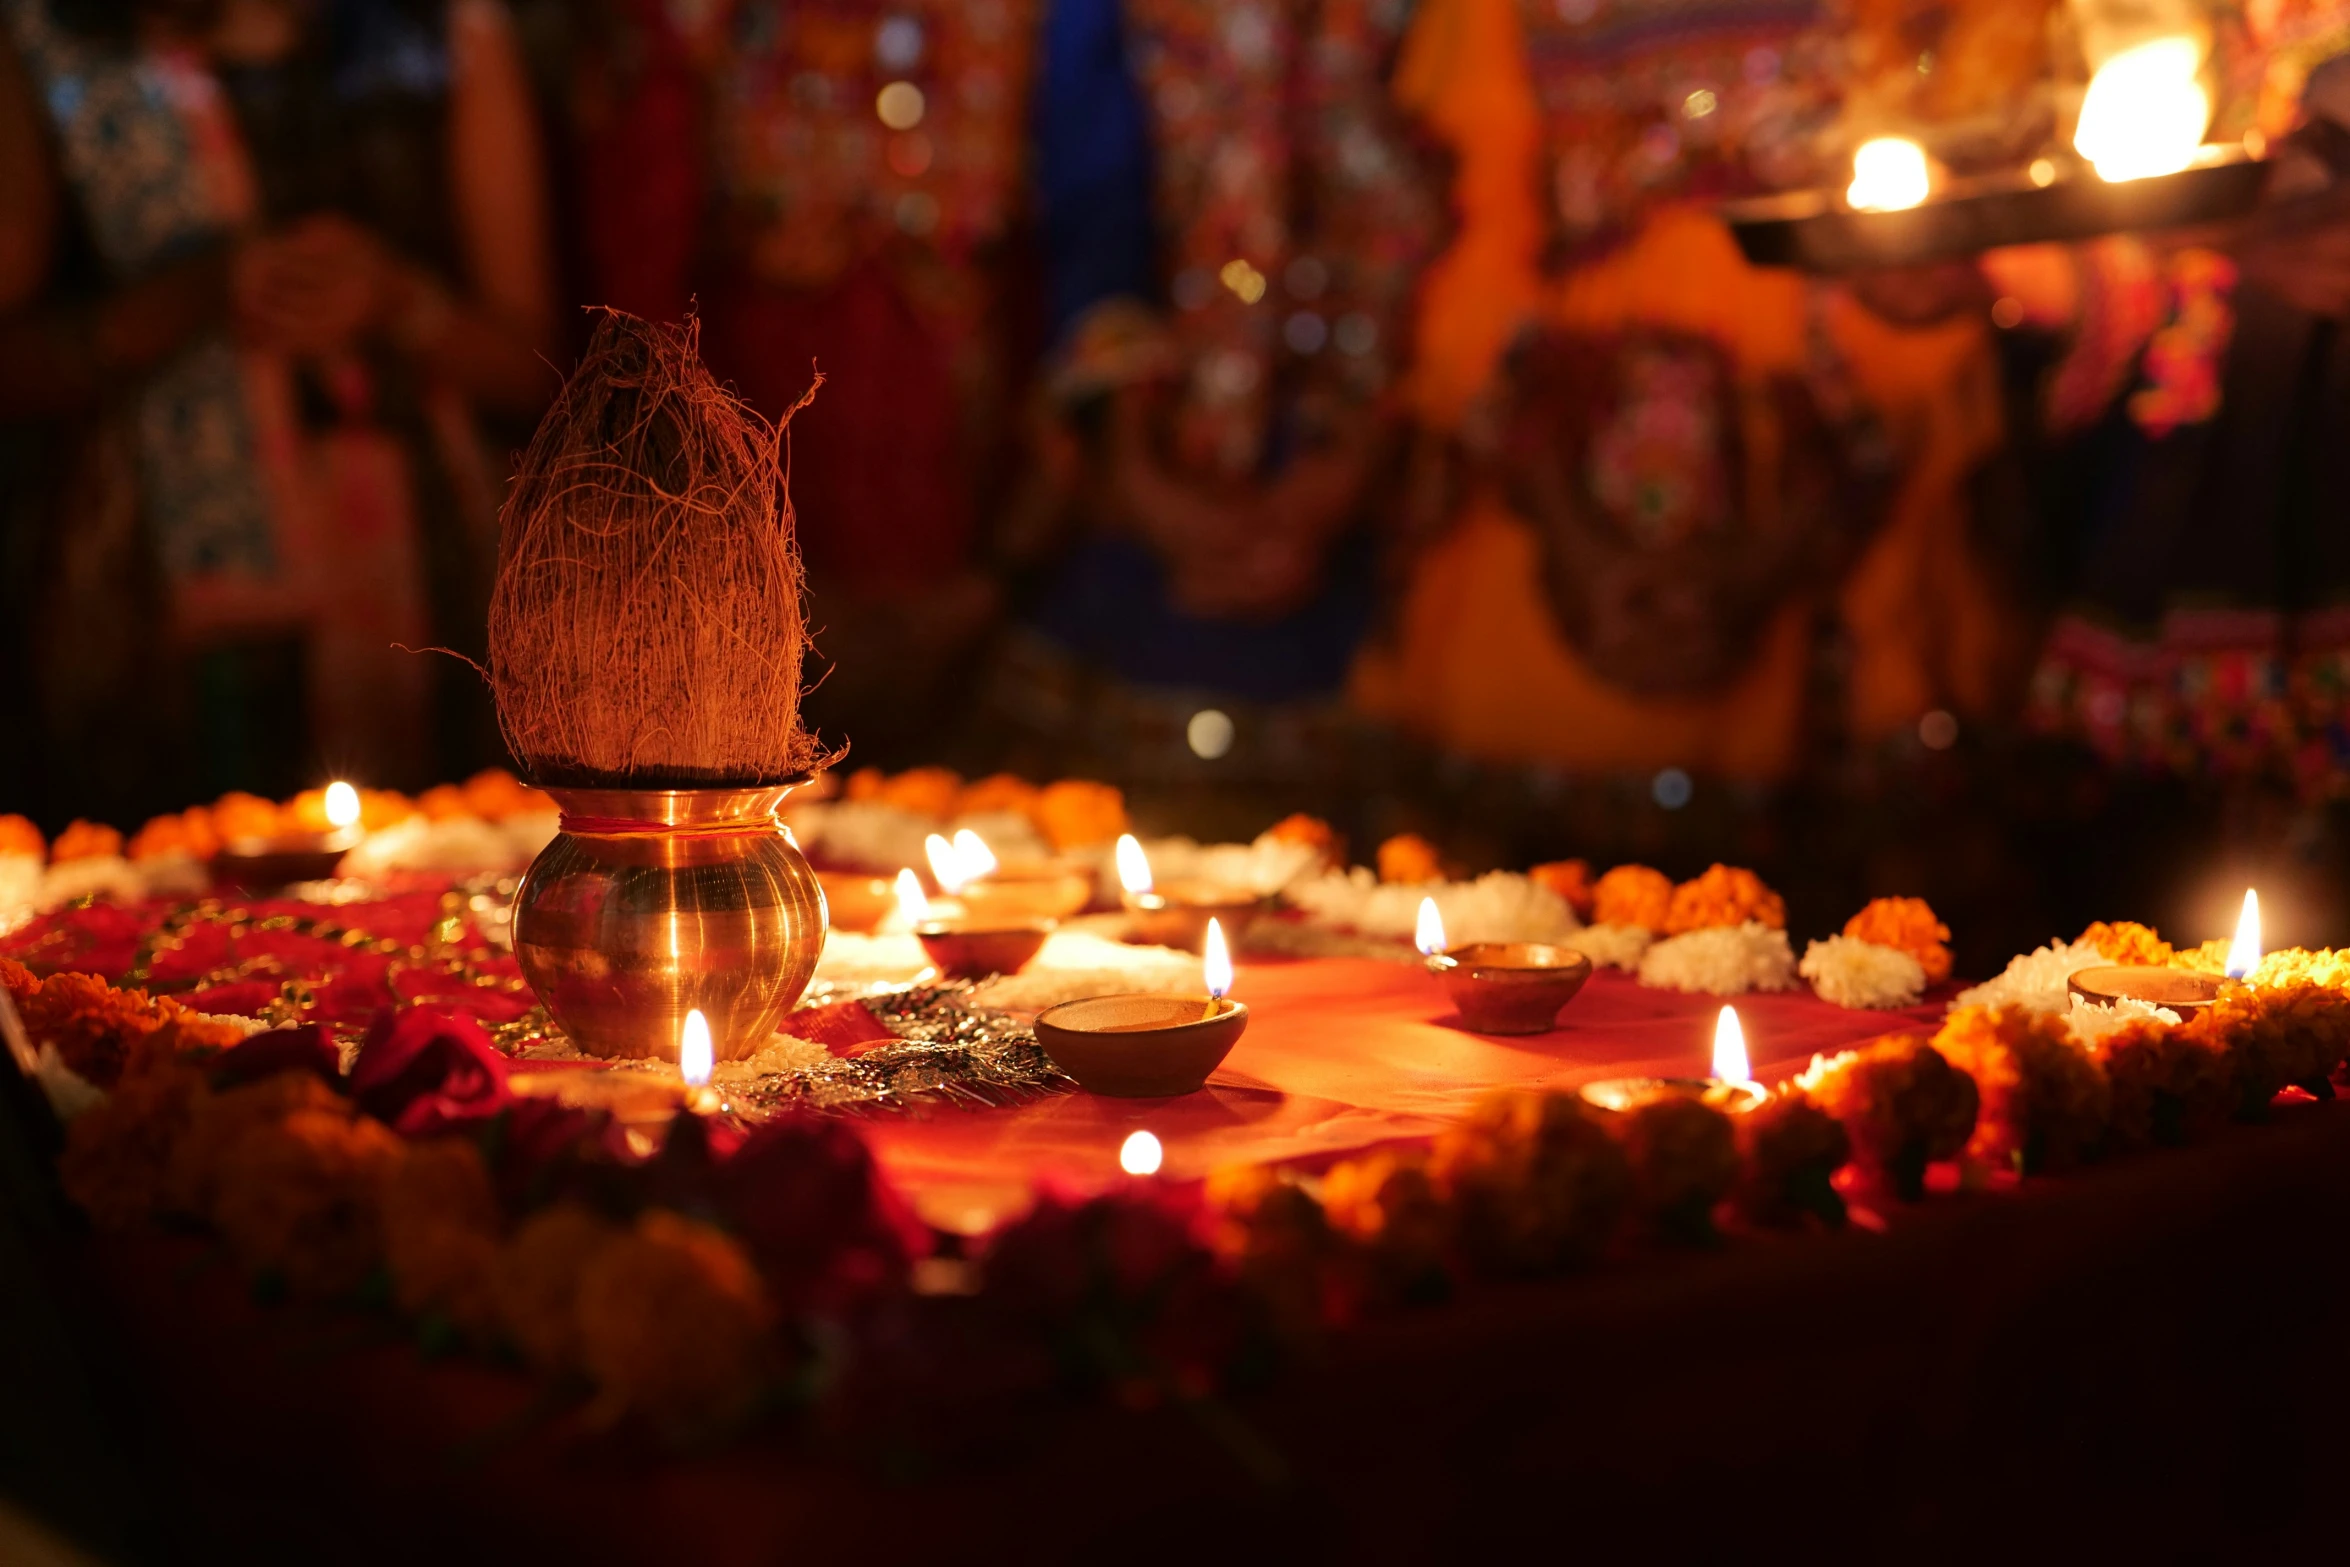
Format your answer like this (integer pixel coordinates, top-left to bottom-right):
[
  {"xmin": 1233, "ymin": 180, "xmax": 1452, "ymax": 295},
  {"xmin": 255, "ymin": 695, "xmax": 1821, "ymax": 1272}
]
[
  {"xmin": 914, "ymin": 919, "xmax": 1053, "ymax": 980},
  {"xmin": 2068, "ymin": 965, "xmax": 2223, "ymax": 1014},
  {"xmin": 816, "ymin": 869, "xmax": 898, "ymax": 933},
  {"xmin": 1112, "ymin": 834, "xmax": 1263, "ymax": 952},
  {"xmin": 1427, "ymin": 942, "xmax": 1593, "ymax": 1035},
  {"xmin": 210, "ymin": 780, "xmax": 363, "ymax": 889},
  {"xmin": 1034, "ymin": 994, "xmax": 1250, "ymax": 1097},
  {"xmin": 1581, "ymin": 1005, "xmax": 1767, "ymax": 1112},
  {"xmin": 959, "ymin": 863, "xmax": 1095, "ymax": 925}
]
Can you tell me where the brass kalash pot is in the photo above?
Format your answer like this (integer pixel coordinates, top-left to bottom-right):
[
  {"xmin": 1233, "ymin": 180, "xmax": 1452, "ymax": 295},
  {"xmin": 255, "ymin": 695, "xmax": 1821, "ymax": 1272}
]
[{"xmin": 511, "ymin": 784, "xmax": 825, "ymax": 1061}]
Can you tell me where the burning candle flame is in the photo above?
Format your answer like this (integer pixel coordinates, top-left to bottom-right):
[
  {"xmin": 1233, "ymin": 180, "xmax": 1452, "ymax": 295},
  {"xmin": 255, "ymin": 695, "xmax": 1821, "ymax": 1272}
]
[
  {"xmin": 1119, "ymin": 1129, "xmax": 1163, "ymax": 1176},
  {"xmin": 1115, "ymin": 833, "xmax": 1153, "ymax": 896},
  {"xmin": 1415, "ymin": 896, "xmax": 1447, "ymax": 956},
  {"xmin": 1203, "ymin": 917, "xmax": 1233, "ymax": 1000},
  {"xmin": 2225, "ymin": 888, "xmax": 2260, "ymax": 979},
  {"xmin": 951, "ymin": 828, "xmax": 997, "ymax": 881},
  {"xmin": 1712, "ymin": 1005, "xmax": 1751, "ymax": 1085},
  {"xmin": 924, "ymin": 833, "xmax": 963, "ymax": 893},
  {"xmin": 1846, "ymin": 136, "xmax": 1931, "ymax": 212},
  {"xmin": 323, "ymin": 780, "xmax": 361, "ymax": 830},
  {"xmin": 2074, "ymin": 37, "xmax": 2210, "ymax": 182},
  {"xmin": 679, "ymin": 1008, "xmax": 713, "ymax": 1088},
  {"xmin": 894, "ymin": 867, "xmax": 931, "ymax": 924}
]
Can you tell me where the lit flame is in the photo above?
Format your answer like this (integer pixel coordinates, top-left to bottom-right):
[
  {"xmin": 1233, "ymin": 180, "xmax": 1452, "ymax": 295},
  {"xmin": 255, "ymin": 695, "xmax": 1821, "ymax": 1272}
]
[
  {"xmin": 2074, "ymin": 37, "xmax": 2210, "ymax": 182},
  {"xmin": 2225, "ymin": 888, "xmax": 2260, "ymax": 979},
  {"xmin": 1203, "ymin": 917, "xmax": 1233, "ymax": 1000},
  {"xmin": 1712, "ymin": 1005, "xmax": 1751, "ymax": 1085},
  {"xmin": 1415, "ymin": 896, "xmax": 1447, "ymax": 956},
  {"xmin": 679, "ymin": 1008, "xmax": 713, "ymax": 1088},
  {"xmin": 323, "ymin": 780, "xmax": 361, "ymax": 830},
  {"xmin": 951, "ymin": 828, "xmax": 997, "ymax": 882},
  {"xmin": 894, "ymin": 868, "xmax": 931, "ymax": 924},
  {"xmin": 1115, "ymin": 833, "xmax": 1153, "ymax": 896},
  {"xmin": 1119, "ymin": 1129, "xmax": 1163, "ymax": 1176},
  {"xmin": 924, "ymin": 833, "xmax": 962, "ymax": 892},
  {"xmin": 1846, "ymin": 137, "xmax": 1931, "ymax": 212}
]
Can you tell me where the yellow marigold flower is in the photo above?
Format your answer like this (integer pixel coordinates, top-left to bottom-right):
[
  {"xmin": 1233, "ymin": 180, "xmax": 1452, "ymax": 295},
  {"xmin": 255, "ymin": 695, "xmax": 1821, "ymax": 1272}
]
[
  {"xmin": 1733, "ymin": 1093, "xmax": 1850, "ymax": 1227},
  {"xmin": 1794, "ymin": 1033, "xmax": 1979, "ymax": 1200},
  {"xmin": 1844, "ymin": 897, "xmax": 1953, "ymax": 983},
  {"xmin": 2081, "ymin": 1017, "xmax": 2230, "ymax": 1151},
  {"xmin": 1613, "ymin": 1093, "xmax": 1739, "ymax": 1243},
  {"xmin": 576, "ymin": 1210, "xmax": 776, "ymax": 1432},
  {"xmin": 493, "ymin": 1203, "xmax": 622, "ymax": 1377},
  {"xmin": 1592, "ymin": 864, "xmax": 1674, "ymax": 931}
]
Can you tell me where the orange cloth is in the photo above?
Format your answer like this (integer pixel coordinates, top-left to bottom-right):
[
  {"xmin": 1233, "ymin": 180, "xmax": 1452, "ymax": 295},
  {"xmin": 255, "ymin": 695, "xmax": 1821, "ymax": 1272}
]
[{"xmin": 1358, "ymin": 0, "xmax": 2022, "ymax": 779}]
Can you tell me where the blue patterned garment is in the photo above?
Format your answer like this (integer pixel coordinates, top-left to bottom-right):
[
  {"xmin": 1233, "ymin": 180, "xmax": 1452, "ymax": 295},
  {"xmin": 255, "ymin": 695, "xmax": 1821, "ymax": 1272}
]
[{"xmin": 7, "ymin": 0, "xmax": 275, "ymax": 578}]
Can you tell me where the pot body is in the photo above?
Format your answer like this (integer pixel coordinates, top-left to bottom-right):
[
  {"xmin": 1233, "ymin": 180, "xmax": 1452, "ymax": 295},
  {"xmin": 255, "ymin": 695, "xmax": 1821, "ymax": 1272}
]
[{"xmin": 513, "ymin": 786, "xmax": 825, "ymax": 1061}]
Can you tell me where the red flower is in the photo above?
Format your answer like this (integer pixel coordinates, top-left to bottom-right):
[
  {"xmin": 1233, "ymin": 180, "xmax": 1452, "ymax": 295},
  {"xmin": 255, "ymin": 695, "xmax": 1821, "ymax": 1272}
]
[{"xmin": 349, "ymin": 1006, "xmax": 513, "ymax": 1137}]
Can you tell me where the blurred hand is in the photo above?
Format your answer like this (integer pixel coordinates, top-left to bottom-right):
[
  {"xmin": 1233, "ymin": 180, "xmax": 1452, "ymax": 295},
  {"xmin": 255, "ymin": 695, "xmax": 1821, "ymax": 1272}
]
[{"xmin": 232, "ymin": 213, "xmax": 411, "ymax": 357}]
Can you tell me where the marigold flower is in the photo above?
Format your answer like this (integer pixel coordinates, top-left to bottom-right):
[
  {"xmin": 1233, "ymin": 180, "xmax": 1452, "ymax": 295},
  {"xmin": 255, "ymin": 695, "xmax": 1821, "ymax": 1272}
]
[
  {"xmin": 492, "ymin": 1203, "xmax": 622, "ymax": 1376},
  {"xmin": 168, "ymin": 1071, "xmax": 350, "ymax": 1218},
  {"xmin": 1932, "ymin": 1006, "xmax": 2111, "ymax": 1173},
  {"xmin": 1264, "ymin": 814, "xmax": 1342, "ymax": 868},
  {"xmin": 463, "ymin": 768, "xmax": 541, "ymax": 821},
  {"xmin": 1035, "ymin": 779, "xmax": 1128, "ymax": 850},
  {"xmin": 1665, "ymin": 863, "xmax": 1786, "ymax": 934},
  {"xmin": 359, "ymin": 790, "xmax": 417, "ymax": 830},
  {"xmin": 49, "ymin": 820, "xmax": 122, "ymax": 864},
  {"xmin": 575, "ymin": 1210, "xmax": 777, "ymax": 1432},
  {"xmin": 1205, "ymin": 1165, "xmax": 1340, "ymax": 1337},
  {"xmin": 1375, "ymin": 833, "xmax": 1443, "ymax": 885},
  {"xmin": 0, "ymin": 815, "xmax": 46, "ymax": 857},
  {"xmin": 1733, "ymin": 1093, "xmax": 1850, "ymax": 1227},
  {"xmin": 380, "ymin": 1138, "xmax": 503, "ymax": 1340},
  {"xmin": 2168, "ymin": 939, "xmax": 2230, "ymax": 975},
  {"xmin": 1430, "ymin": 1090, "xmax": 1629, "ymax": 1275},
  {"xmin": 417, "ymin": 784, "xmax": 473, "ymax": 821},
  {"xmin": 2185, "ymin": 982, "xmax": 2350, "ymax": 1116},
  {"xmin": 874, "ymin": 766, "xmax": 962, "ymax": 821},
  {"xmin": 1843, "ymin": 897, "xmax": 1953, "ymax": 983},
  {"xmin": 210, "ymin": 791, "xmax": 282, "ymax": 843},
  {"xmin": 2076, "ymin": 920, "xmax": 2173, "ymax": 967},
  {"xmin": 955, "ymin": 772, "xmax": 1041, "ymax": 821},
  {"xmin": 1612, "ymin": 1093, "xmax": 1739, "ymax": 1243},
  {"xmin": 1592, "ymin": 864, "xmax": 1674, "ymax": 932},
  {"xmin": 1795, "ymin": 1034, "xmax": 1979, "ymax": 1200},
  {"xmin": 4, "ymin": 964, "xmax": 245, "ymax": 1088},
  {"xmin": 2083, "ymin": 1016, "xmax": 2231, "ymax": 1150},
  {"xmin": 1319, "ymin": 1149, "xmax": 1451, "ymax": 1300},
  {"xmin": 842, "ymin": 767, "xmax": 887, "ymax": 802},
  {"xmin": 2245, "ymin": 947, "xmax": 2350, "ymax": 991},
  {"xmin": 1528, "ymin": 860, "xmax": 1596, "ymax": 919},
  {"xmin": 208, "ymin": 1102, "xmax": 403, "ymax": 1298},
  {"xmin": 58, "ymin": 1051, "xmax": 210, "ymax": 1229}
]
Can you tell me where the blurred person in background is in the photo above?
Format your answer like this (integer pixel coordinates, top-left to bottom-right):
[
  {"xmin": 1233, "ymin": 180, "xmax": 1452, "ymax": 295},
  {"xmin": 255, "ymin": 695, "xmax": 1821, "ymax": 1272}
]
[
  {"xmin": 1993, "ymin": 19, "xmax": 2350, "ymax": 944},
  {"xmin": 981, "ymin": 0, "xmax": 1448, "ymax": 834},
  {"xmin": 0, "ymin": 0, "xmax": 558, "ymax": 826}
]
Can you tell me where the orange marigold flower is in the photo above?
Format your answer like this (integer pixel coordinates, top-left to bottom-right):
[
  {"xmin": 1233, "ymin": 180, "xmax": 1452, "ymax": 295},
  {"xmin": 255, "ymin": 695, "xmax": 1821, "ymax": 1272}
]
[
  {"xmin": 1035, "ymin": 779, "xmax": 1128, "ymax": 850},
  {"xmin": 1612, "ymin": 1092, "xmax": 1739, "ymax": 1244},
  {"xmin": 1264, "ymin": 813, "xmax": 1342, "ymax": 868},
  {"xmin": 417, "ymin": 784, "xmax": 472, "ymax": 821},
  {"xmin": 1931, "ymin": 1005, "xmax": 2110, "ymax": 1174},
  {"xmin": 7, "ymin": 966, "xmax": 245, "ymax": 1088},
  {"xmin": 843, "ymin": 767, "xmax": 887, "ymax": 803},
  {"xmin": 381, "ymin": 1138, "xmax": 503, "ymax": 1341},
  {"xmin": 493, "ymin": 1203, "xmax": 622, "ymax": 1377},
  {"xmin": 1376, "ymin": 833, "xmax": 1443, "ymax": 885},
  {"xmin": 50, "ymin": 820, "xmax": 123, "ymax": 863},
  {"xmin": 2169, "ymin": 938, "xmax": 2231, "ymax": 975},
  {"xmin": 1844, "ymin": 897, "xmax": 1953, "ymax": 983},
  {"xmin": 359, "ymin": 790, "xmax": 417, "ymax": 831},
  {"xmin": 1592, "ymin": 864, "xmax": 1674, "ymax": 931},
  {"xmin": 127, "ymin": 813, "xmax": 196, "ymax": 863},
  {"xmin": 1665, "ymin": 864, "xmax": 1785, "ymax": 934},
  {"xmin": 463, "ymin": 768, "xmax": 540, "ymax": 822},
  {"xmin": 208, "ymin": 1101, "xmax": 403, "ymax": 1299},
  {"xmin": 875, "ymin": 766, "xmax": 962, "ymax": 821},
  {"xmin": 1429, "ymin": 1090, "xmax": 1629, "ymax": 1275},
  {"xmin": 168, "ymin": 1072, "xmax": 349, "ymax": 1219},
  {"xmin": 1795, "ymin": 1033, "xmax": 1979, "ymax": 1201},
  {"xmin": 0, "ymin": 814, "xmax": 46, "ymax": 858},
  {"xmin": 58, "ymin": 1051, "xmax": 211, "ymax": 1229},
  {"xmin": 1206, "ymin": 1165, "xmax": 1340, "ymax": 1339},
  {"xmin": 955, "ymin": 772, "xmax": 1041, "ymax": 821},
  {"xmin": 210, "ymin": 791, "xmax": 282, "ymax": 843},
  {"xmin": 2244, "ymin": 947, "xmax": 2350, "ymax": 991},
  {"xmin": 575, "ymin": 1210, "xmax": 777, "ymax": 1432},
  {"xmin": 2083, "ymin": 1017, "xmax": 2231, "ymax": 1151},
  {"xmin": 2184, "ymin": 982, "xmax": 2350, "ymax": 1115},
  {"xmin": 1319, "ymin": 1149, "xmax": 1450, "ymax": 1298},
  {"xmin": 284, "ymin": 789, "xmax": 334, "ymax": 833},
  {"xmin": 1733, "ymin": 1093, "xmax": 1851, "ymax": 1228},
  {"xmin": 2077, "ymin": 920, "xmax": 2173, "ymax": 966},
  {"xmin": 1528, "ymin": 860, "xmax": 1596, "ymax": 919}
]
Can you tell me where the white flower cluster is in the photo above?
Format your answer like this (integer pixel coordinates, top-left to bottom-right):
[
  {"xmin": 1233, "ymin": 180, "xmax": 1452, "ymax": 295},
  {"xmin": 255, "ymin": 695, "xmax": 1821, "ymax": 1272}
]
[
  {"xmin": 2062, "ymin": 993, "xmax": 2181, "ymax": 1041},
  {"xmin": 1951, "ymin": 939, "xmax": 2107, "ymax": 1014},
  {"xmin": 1561, "ymin": 922, "xmax": 1654, "ymax": 971},
  {"xmin": 1637, "ymin": 922, "xmax": 1798, "ymax": 996},
  {"xmin": 1285, "ymin": 867, "xmax": 1580, "ymax": 947},
  {"xmin": 1799, "ymin": 935, "xmax": 1927, "ymax": 1009}
]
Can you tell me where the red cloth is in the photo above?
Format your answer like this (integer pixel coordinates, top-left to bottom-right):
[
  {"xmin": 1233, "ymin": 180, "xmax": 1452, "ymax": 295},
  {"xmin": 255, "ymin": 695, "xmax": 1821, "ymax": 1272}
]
[{"xmin": 859, "ymin": 960, "xmax": 1937, "ymax": 1228}]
